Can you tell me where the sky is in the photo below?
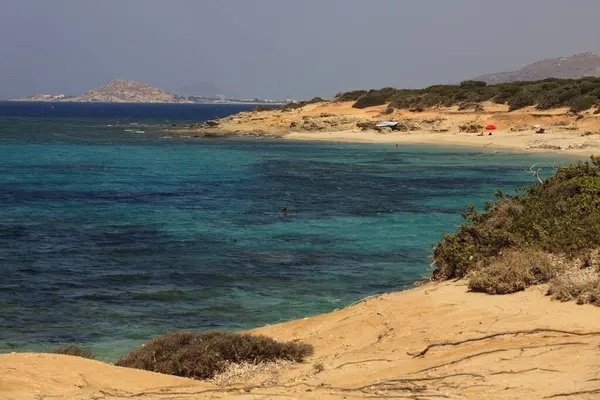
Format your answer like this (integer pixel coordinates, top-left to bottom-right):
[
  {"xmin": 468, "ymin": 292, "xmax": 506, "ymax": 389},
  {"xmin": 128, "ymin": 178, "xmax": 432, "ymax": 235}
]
[{"xmin": 1, "ymin": 0, "xmax": 600, "ymax": 100}]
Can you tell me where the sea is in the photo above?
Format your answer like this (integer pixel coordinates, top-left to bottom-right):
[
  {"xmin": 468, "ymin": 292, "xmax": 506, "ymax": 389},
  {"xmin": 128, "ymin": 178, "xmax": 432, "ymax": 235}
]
[{"xmin": 0, "ymin": 101, "xmax": 573, "ymax": 361}]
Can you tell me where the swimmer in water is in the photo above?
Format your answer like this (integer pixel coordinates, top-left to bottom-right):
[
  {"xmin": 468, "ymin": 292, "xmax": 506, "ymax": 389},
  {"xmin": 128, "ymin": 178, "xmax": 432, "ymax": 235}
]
[{"xmin": 282, "ymin": 208, "xmax": 289, "ymax": 216}]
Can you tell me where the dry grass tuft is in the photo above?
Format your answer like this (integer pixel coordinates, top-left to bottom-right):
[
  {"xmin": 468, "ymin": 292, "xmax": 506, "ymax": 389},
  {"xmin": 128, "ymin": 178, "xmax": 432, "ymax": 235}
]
[
  {"xmin": 208, "ymin": 360, "xmax": 292, "ymax": 386},
  {"xmin": 51, "ymin": 346, "xmax": 95, "ymax": 359},
  {"xmin": 468, "ymin": 250, "xmax": 560, "ymax": 294},
  {"xmin": 115, "ymin": 330, "xmax": 313, "ymax": 380},
  {"xmin": 313, "ymin": 362, "xmax": 325, "ymax": 374},
  {"xmin": 548, "ymin": 267, "xmax": 600, "ymax": 305}
]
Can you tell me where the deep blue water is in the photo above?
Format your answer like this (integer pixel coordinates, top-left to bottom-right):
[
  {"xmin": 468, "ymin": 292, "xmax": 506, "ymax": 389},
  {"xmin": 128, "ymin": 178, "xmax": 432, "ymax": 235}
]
[{"xmin": 0, "ymin": 102, "xmax": 573, "ymax": 360}]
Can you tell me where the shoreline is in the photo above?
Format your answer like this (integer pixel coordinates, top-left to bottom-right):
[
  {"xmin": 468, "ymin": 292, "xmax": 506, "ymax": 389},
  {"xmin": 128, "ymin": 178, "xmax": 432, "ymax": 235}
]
[
  {"xmin": 168, "ymin": 100, "xmax": 600, "ymax": 158},
  {"xmin": 3, "ymin": 280, "xmax": 600, "ymax": 399},
  {"xmin": 282, "ymin": 129, "xmax": 595, "ymax": 159}
]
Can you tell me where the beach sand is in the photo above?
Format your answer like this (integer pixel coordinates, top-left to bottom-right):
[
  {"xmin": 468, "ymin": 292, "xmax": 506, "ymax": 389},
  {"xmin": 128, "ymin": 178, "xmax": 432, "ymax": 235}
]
[
  {"xmin": 170, "ymin": 101, "xmax": 600, "ymax": 157},
  {"xmin": 3, "ymin": 280, "xmax": 600, "ymax": 399}
]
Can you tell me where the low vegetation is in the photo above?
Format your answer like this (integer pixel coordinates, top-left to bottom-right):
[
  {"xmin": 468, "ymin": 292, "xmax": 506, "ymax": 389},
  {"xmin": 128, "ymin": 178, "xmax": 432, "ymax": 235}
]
[
  {"xmin": 458, "ymin": 102, "xmax": 484, "ymax": 112},
  {"xmin": 115, "ymin": 330, "xmax": 313, "ymax": 380},
  {"xmin": 548, "ymin": 267, "xmax": 600, "ymax": 305},
  {"xmin": 251, "ymin": 105, "xmax": 279, "ymax": 112},
  {"xmin": 281, "ymin": 97, "xmax": 328, "ymax": 112},
  {"xmin": 468, "ymin": 250, "xmax": 559, "ymax": 294},
  {"xmin": 51, "ymin": 346, "xmax": 95, "ymax": 359},
  {"xmin": 432, "ymin": 156, "xmax": 600, "ymax": 304},
  {"xmin": 334, "ymin": 77, "xmax": 600, "ymax": 112},
  {"xmin": 458, "ymin": 123, "xmax": 484, "ymax": 133}
]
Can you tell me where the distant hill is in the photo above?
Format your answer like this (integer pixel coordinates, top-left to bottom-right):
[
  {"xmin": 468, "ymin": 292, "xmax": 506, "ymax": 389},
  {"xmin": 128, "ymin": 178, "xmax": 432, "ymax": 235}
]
[
  {"xmin": 13, "ymin": 80, "xmax": 185, "ymax": 103},
  {"xmin": 75, "ymin": 80, "xmax": 178, "ymax": 103},
  {"xmin": 474, "ymin": 52, "xmax": 600, "ymax": 84}
]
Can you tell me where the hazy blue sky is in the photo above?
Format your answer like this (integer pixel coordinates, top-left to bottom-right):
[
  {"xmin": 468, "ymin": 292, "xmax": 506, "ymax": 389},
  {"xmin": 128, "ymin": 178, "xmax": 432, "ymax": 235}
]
[{"xmin": 2, "ymin": 0, "xmax": 600, "ymax": 99}]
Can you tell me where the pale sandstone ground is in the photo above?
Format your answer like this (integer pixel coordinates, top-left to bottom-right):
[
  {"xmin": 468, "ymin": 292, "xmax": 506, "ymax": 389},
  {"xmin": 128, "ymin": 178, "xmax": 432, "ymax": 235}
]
[
  {"xmin": 170, "ymin": 101, "xmax": 600, "ymax": 157},
  {"xmin": 2, "ymin": 281, "xmax": 600, "ymax": 400}
]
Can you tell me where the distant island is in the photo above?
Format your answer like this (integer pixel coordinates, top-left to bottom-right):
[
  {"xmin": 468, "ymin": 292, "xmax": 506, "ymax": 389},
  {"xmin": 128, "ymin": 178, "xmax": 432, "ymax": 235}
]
[{"xmin": 11, "ymin": 80, "xmax": 287, "ymax": 105}]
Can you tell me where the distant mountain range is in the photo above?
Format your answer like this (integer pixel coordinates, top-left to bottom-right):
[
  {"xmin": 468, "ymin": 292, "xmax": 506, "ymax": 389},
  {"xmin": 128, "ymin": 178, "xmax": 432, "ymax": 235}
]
[{"xmin": 474, "ymin": 52, "xmax": 600, "ymax": 84}]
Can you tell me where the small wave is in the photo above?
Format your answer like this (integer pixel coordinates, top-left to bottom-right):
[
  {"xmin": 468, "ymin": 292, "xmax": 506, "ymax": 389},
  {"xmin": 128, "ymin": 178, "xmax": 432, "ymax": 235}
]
[
  {"xmin": 132, "ymin": 289, "xmax": 190, "ymax": 301},
  {"xmin": 98, "ymin": 273, "xmax": 154, "ymax": 283},
  {"xmin": 135, "ymin": 130, "xmax": 145, "ymax": 134},
  {"xmin": 124, "ymin": 129, "xmax": 133, "ymax": 132}
]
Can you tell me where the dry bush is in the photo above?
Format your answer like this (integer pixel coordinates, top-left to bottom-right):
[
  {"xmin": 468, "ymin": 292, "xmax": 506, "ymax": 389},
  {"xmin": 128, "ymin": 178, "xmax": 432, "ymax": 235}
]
[
  {"xmin": 356, "ymin": 121, "xmax": 377, "ymax": 131},
  {"xmin": 458, "ymin": 123, "xmax": 484, "ymax": 133},
  {"xmin": 51, "ymin": 346, "xmax": 95, "ymax": 359},
  {"xmin": 468, "ymin": 250, "xmax": 559, "ymax": 294},
  {"xmin": 115, "ymin": 331, "xmax": 313, "ymax": 380},
  {"xmin": 208, "ymin": 360, "xmax": 292, "ymax": 386},
  {"xmin": 313, "ymin": 362, "xmax": 325, "ymax": 373},
  {"xmin": 548, "ymin": 268, "xmax": 600, "ymax": 305},
  {"xmin": 458, "ymin": 102, "xmax": 484, "ymax": 112}
]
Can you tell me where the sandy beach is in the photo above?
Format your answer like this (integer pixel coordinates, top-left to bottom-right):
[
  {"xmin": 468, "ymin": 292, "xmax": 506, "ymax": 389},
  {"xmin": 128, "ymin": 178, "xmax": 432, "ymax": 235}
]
[
  {"xmin": 170, "ymin": 101, "xmax": 600, "ymax": 158},
  {"xmin": 3, "ymin": 280, "xmax": 600, "ymax": 400}
]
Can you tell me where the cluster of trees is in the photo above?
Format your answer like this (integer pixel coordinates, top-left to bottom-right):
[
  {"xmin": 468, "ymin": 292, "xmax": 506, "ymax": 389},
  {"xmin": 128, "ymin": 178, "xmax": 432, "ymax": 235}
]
[{"xmin": 335, "ymin": 78, "xmax": 600, "ymax": 113}]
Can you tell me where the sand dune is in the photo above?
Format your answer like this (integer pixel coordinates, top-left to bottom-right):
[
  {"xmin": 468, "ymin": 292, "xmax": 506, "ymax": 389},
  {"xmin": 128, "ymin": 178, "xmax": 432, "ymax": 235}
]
[{"xmin": 3, "ymin": 281, "xmax": 600, "ymax": 399}]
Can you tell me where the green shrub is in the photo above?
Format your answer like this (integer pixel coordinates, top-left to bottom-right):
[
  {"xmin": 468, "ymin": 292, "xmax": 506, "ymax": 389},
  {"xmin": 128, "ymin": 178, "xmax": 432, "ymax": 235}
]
[
  {"xmin": 52, "ymin": 346, "xmax": 95, "ymax": 359},
  {"xmin": 460, "ymin": 80, "xmax": 487, "ymax": 89},
  {"xmin": 252, "ymin": 105, "xmax": 278, "ymax": 112},
  {"xmin": 571, "ymin": 96, "xmax": 596, "ymax": 113},
  {"xmin": 281, "ymin": 97, "xmax": 328, "ymax": 112},
  {"xmin": 333, "ymin": 77, "xmax": 600, "ymax": 111},
  {"xmin": 115, "ymin": 331, "xmax": 313, "ymax": 380},
  {"xmin": 508, "ymin": 90, "xmax": 536, "ymax": 111},
  {"xmin": 433, "ymin": 157, "xmax": 600, "ymax": 280},
  {"xmin": 334, "ymin": 90, "xmax": 368, "ymax": 102},
  {"xmin": 352, "ymin": 94, "xmax": 388, "ymax": 109}
]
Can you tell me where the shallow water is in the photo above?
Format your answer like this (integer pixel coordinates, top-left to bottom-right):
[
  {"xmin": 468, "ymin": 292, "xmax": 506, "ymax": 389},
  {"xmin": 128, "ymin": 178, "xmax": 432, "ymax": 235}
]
[{"xmin": 0, "ymin": 102, "xmax": 571, "ymax": 360}]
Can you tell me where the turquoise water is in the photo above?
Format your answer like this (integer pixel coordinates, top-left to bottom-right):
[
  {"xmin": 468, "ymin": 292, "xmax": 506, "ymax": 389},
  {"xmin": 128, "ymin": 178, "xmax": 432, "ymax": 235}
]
[{"xmin": 0, "ymin": 102, "xmax": 572, "ymax": 361}]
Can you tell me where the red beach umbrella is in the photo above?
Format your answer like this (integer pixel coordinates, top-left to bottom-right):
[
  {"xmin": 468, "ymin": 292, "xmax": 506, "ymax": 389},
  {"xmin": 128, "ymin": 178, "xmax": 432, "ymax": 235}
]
[{"xmin": 485, "ymin": 124, "xmax": 497, "ymax": 130}]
